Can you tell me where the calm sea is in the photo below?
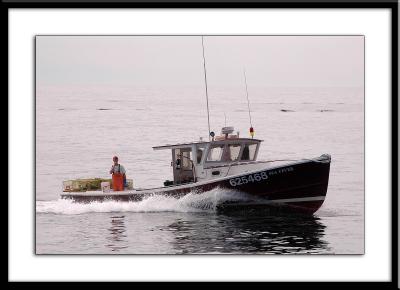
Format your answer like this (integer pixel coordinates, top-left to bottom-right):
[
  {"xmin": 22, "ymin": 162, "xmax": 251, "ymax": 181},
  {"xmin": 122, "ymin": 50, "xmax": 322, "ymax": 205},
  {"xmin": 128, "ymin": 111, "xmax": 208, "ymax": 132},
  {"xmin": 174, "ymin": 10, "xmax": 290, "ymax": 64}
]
[{"xmin": 36, "ymin": 85, "xmax": 364, "ymax": 254}]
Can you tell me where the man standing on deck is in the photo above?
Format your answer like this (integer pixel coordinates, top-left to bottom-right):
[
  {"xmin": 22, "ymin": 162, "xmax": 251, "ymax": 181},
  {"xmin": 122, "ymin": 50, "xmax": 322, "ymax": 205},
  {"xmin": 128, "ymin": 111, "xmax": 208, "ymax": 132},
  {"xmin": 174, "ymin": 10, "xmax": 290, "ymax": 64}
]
[{"xmin": 110, "ymin": 156, "xmax": 127, "ymax": 188}]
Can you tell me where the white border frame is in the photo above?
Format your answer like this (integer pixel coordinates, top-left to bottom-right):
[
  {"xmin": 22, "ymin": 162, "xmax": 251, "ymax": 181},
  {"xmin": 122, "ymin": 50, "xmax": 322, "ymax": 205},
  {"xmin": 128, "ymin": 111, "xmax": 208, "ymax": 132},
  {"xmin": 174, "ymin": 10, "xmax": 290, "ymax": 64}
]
[{"xmin": 9, "ymin": 8, "xmax": 391, "ymax": 281}]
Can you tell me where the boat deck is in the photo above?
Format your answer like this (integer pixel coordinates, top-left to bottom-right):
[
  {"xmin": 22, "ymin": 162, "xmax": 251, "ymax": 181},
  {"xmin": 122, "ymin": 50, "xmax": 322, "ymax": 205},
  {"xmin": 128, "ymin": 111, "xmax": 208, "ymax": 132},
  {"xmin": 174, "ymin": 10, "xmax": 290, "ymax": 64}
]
[{"xmin": 61, "ymin": 157, "xmax": 328, "ymax": 197}]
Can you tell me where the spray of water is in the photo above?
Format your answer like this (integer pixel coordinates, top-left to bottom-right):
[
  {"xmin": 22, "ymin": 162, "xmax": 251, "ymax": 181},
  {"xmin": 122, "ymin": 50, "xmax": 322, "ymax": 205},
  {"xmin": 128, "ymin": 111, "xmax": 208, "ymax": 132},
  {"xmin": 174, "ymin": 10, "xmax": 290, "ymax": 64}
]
[{"xmin": 36, "ymin": 187, "xmax": 258, "ymax": 215}]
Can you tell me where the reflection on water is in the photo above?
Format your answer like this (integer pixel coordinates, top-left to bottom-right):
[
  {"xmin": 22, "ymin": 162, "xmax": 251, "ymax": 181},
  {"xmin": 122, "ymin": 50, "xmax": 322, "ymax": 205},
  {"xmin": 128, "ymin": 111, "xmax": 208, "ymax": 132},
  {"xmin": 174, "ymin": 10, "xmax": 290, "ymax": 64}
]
[
  {"xmin": 165, "ymin": 210, "xmax": 330, "ymax": 254},
  {"xmin": 105, "ymin": 215, "xmax": 128, "ymax": 252},
  {"xmin": 36, "ymin": 209, "xmax": 337, "ymax": 254}
]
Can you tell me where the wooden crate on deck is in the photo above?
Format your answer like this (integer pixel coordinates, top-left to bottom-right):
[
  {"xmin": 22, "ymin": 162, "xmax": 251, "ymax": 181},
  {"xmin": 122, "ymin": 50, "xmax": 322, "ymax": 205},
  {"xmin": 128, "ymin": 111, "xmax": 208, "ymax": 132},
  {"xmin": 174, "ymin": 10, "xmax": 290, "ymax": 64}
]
[{"xmin": 63, "ymin": 178, "xmax": 133, "ymax": 192}]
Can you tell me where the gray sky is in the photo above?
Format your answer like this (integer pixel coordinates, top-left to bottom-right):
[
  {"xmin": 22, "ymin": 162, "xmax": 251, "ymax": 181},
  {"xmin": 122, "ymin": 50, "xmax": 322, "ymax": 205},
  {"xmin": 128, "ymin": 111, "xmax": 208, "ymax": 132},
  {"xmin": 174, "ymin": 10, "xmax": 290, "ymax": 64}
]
[{"xmin": 36, "ymin": 35, "xmax": 364, "ymax": 88}]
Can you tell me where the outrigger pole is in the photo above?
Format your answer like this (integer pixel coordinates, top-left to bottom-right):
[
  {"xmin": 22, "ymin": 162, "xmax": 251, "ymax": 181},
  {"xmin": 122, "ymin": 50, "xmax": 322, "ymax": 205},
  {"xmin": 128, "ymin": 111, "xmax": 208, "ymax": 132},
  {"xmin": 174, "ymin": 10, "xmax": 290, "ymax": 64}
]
[{"xmin": 201, "ymin": 36, "xmax": 211, "ymax": 141}]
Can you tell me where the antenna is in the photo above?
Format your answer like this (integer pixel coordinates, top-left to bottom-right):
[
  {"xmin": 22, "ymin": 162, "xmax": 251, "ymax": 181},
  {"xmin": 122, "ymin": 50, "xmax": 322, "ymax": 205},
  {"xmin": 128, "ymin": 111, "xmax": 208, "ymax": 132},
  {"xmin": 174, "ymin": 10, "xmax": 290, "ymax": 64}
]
[
  {"xmin": 243, "ymin": 69, "xmax": 255, "ymax": 138},
  {"xmin": 224, "ymin": 112, "xmax": 227, "ymax": 127},
  {"xmin": 201, "ymin": 36, "xmax": 211, "ymax": 141}
]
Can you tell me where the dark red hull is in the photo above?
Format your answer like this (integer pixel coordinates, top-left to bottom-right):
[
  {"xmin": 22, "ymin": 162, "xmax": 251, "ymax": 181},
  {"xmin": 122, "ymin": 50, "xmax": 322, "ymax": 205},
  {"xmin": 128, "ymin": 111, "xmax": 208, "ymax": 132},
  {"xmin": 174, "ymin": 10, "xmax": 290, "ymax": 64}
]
[{"xmin": 61, "ymin": 155, "xmax": 331, "ymax": 214}]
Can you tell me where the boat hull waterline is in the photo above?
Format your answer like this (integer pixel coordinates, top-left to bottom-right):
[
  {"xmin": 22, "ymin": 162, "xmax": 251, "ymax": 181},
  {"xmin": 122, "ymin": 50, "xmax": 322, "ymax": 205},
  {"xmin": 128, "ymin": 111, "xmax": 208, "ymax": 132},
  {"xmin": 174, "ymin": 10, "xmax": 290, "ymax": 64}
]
[{"xmin": 61, "ymin": 154, "xmax": 331, "ymax": 214}]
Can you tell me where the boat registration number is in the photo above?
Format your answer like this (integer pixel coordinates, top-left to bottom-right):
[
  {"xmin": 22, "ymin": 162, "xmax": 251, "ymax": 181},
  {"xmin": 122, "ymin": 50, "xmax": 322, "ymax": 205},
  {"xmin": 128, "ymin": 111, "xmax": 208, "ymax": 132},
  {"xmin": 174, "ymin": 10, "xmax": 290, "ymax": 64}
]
[{"xmin": 229, "ymin": 172, "xmax": 268, "ymax": 187}]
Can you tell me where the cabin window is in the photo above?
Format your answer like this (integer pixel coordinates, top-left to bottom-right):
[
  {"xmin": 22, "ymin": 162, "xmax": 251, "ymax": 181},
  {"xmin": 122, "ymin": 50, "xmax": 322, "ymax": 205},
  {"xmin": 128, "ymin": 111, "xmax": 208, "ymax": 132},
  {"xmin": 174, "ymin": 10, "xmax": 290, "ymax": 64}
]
[
  {"xmin": 207, "ymin": 144, "xmax": 224, "ymax": 162},
  {"xmin": 241, "ymin": 143, "xmax": 257, "ymax": 161},
  {"xmin": 181, "ymin": 150, "xmax": 192, "ymax": 169},
  {"xmin": 207, "ymin": 143, "xmax": 242, "ymax": 162},
  {"xmin": 174, "ymin": 148, "xmax": 193, "ymax": 170},
  {"xmin": 223, "ymin": 144, "xmax": 241, "ymax": 162}
]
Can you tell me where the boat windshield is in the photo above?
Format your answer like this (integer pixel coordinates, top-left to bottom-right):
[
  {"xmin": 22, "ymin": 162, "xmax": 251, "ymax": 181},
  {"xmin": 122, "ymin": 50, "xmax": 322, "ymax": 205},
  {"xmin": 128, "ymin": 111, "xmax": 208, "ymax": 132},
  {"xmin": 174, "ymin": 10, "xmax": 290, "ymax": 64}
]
[
  {"xmin": 207, "ymin": 144, "xmax": 224, "ymax": 162},
  {"xmin": 240, "ymin": 143, "xmax": 257, "ymax": 161},
  {"xmin": 206, "ymin": 142, "xmax": 256, "ymax": 163},
  {"xmin": 223, "ymin": 144, "xmax": 241, "ymax": 161}
]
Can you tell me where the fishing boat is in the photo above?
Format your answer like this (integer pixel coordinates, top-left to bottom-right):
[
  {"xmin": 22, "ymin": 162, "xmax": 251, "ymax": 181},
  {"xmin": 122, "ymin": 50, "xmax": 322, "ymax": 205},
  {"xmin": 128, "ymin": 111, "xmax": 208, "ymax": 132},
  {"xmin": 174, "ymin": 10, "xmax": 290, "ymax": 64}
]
[
  {"xmin": 61, "ymin": 37, "xmax": 331, "ymax": 214},
  {"xmin": 61, "ymin": 126, "xmax": 331, "ymax": 214}
]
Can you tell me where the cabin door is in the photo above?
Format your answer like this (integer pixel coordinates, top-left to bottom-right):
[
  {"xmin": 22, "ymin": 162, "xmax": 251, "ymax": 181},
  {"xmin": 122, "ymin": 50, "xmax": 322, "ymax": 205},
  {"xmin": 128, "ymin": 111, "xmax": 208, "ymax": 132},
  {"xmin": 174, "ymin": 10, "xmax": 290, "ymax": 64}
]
[{"xmin": 172, "ymin": 148, "xmax": 195, "ymax": 184}]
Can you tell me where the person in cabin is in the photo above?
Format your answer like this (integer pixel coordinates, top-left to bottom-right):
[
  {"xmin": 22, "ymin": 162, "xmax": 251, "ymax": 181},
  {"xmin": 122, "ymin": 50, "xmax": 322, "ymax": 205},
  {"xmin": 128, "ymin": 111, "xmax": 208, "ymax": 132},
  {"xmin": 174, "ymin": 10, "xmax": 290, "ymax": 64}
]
[
  {"xmin": 109, "ymin": 156, "xmax": 127, "ymax": 188},
  {"xmin": 241, "ymin": 145, "xmax": 250, "ymax": 161}
]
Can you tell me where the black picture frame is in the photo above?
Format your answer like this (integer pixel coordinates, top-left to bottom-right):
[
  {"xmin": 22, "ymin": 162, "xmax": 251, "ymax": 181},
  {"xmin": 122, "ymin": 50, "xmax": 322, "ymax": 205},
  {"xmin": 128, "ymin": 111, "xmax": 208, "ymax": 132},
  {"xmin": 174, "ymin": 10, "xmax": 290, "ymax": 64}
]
[{"xmin": 5, "ymin": 0, "xmax": 398, "ymax": 286}]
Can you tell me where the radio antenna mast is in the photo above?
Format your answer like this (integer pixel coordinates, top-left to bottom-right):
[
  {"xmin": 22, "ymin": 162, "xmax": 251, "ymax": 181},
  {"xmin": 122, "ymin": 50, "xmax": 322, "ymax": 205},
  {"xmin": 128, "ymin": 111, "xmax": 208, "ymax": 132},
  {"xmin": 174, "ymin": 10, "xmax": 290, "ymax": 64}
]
[
  {"xmin": 244, "ymin": 69, "xmax": 254, "ymax": 138},
  {"xmin": 201, "ymin": 36, "xmax": 211, "ymax": 141}
]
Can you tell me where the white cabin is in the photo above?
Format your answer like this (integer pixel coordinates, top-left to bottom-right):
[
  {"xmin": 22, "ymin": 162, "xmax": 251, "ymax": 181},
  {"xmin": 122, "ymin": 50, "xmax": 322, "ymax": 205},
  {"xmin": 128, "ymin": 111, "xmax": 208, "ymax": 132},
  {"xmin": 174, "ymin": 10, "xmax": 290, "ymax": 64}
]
[{"xmin": 153, "ymin": 127, "xmax": 266, "ymax": 185}]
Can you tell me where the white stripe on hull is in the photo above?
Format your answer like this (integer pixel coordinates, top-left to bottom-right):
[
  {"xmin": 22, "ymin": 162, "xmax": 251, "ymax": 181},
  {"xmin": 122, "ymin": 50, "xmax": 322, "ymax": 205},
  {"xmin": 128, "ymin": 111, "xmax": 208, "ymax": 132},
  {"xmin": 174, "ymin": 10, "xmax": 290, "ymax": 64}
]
[{"xmin": 225, "ymin": 196, "xmax": 325, "ymax": 206}]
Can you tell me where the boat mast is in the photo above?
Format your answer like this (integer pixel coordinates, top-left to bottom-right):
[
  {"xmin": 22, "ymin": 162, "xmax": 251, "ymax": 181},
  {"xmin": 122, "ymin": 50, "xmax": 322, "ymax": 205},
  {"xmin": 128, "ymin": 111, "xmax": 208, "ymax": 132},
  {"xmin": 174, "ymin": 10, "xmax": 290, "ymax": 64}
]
[
  {"xmin": 201, "ymin": 36, "xmax": 211, "ymax": 141},
  {"xmin": 243, "ymin": 69, "xmax": 254, "ymax": 138}
]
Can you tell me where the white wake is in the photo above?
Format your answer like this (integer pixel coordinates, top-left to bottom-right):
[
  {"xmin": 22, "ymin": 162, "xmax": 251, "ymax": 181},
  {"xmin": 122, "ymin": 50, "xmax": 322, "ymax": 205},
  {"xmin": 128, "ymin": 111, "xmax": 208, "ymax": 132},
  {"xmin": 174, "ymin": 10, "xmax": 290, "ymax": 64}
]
[{"xmin": 36, "ymin": 187, "xmax": 257, "ymax": 215}]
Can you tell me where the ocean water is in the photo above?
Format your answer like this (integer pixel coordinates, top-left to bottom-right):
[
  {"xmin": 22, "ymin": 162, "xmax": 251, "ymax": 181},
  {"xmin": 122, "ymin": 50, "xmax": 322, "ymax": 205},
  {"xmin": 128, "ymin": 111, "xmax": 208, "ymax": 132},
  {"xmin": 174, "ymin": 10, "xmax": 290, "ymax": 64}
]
[{"xmin": 36, "ymin": 85, "xmax": 364, "ymax": 254}]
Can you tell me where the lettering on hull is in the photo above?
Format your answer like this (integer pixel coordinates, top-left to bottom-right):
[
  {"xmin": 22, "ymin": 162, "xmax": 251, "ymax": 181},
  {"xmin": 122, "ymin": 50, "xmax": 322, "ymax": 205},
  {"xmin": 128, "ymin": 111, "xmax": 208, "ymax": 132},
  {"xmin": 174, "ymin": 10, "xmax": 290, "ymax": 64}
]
[{"xmin": 229, "ymin": 166, "xmax": 294, "ymax": 187}]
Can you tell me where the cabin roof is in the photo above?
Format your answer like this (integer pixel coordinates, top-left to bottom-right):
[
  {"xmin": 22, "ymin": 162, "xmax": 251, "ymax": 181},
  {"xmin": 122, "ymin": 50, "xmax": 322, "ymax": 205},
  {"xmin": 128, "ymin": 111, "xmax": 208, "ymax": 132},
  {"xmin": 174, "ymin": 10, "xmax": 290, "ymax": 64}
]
[{"xmin": 152, "ymin": 138, "xmax": 263, "ymax": 151}]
